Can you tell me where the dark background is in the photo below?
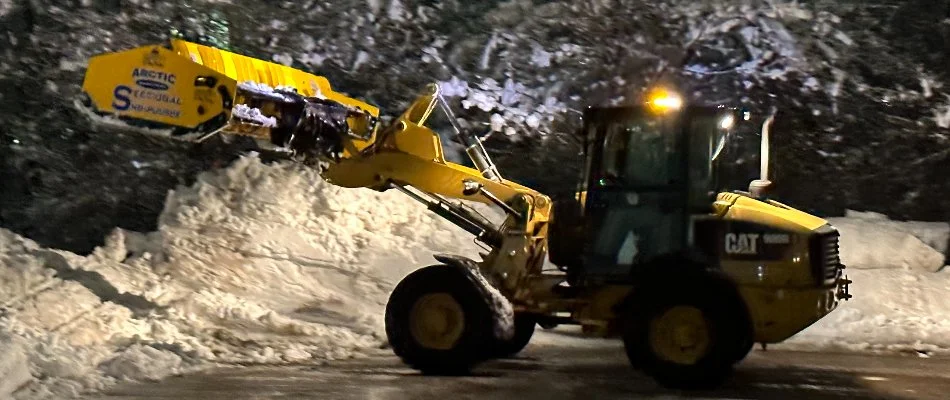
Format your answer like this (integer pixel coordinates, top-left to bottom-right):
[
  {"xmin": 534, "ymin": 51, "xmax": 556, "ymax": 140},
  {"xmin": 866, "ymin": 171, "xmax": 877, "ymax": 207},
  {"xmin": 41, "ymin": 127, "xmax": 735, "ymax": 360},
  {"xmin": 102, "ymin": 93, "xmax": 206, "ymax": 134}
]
[{"xmin": 1, "ymin": 0, "xmax": 948, "ymax": 254}]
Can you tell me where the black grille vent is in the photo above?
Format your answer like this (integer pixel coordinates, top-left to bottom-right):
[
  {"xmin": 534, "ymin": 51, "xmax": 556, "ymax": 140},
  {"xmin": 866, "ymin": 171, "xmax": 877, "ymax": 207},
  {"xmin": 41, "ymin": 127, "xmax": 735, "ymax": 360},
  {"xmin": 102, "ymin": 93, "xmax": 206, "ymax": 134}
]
[{"xmin": 809, "ymin": 227, "xmax": 841, "ymax": 285}]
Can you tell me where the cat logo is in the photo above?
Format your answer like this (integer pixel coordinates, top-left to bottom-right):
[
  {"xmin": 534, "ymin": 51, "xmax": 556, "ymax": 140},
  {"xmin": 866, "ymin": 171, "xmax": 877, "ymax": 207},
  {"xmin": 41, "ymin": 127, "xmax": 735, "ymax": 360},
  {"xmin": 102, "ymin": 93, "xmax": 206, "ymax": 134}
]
[
  {"xmin": 724, "ymin": 233, "xmax": 760, "ymax": 255},
  {"xmin": 143, "ymin": 48, "xmax": 165, "ymax": 67}
]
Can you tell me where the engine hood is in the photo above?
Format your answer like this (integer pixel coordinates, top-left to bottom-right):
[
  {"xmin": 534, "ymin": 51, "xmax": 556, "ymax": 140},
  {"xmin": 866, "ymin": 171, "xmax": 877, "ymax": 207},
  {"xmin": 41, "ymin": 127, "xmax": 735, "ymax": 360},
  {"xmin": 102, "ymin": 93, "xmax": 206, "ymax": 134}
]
[{"xmin": 714, "ymin": 192, "xmax": 829, "ymax": 233}]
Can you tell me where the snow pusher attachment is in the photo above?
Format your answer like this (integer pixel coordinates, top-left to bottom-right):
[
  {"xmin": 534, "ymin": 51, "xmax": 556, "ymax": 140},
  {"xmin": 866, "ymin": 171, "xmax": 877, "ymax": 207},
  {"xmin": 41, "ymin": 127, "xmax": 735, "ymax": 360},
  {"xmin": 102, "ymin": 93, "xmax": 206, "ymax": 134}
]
[
  {"xmin": 217, "ymin": 81, "xmax": 380, "ymax": 163},
  {"xmin": 80, "ymin": 38, "xmax": 380, "ymax": 151}
]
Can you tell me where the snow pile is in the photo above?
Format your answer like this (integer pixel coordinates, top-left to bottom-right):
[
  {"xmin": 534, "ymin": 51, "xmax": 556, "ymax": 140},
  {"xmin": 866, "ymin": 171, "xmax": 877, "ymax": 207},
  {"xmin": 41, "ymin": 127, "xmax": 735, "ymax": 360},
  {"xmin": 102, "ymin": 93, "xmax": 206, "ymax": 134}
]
[
  {"xmin": 0, "ymin": 154, "xmax": 486, "ymax": 399},
  {"xmin": 0, "ymin": 335, "xmax": 31, "ymax": 398},
  {"xmin": 830, "ymin": 210, "xmax": 948, "ymax": 272},
  {"xmin": 0, "ymin": 231, "xmax": 159, "ymax": 399},
  {"xmin": 782, "ymin": 268, "xmax": 950, "ymax": 355},
  {"xmin": 782, "ymin": 211, "xmax": 950, "ymax": 354}
]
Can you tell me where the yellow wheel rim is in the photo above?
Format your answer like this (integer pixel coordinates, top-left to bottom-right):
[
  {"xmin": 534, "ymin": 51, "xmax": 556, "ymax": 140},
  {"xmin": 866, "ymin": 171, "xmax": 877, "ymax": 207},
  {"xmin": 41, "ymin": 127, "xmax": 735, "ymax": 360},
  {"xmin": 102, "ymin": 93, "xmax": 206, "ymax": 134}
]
[
  {"xmin": 409, "ymin": 293, "xmax": 465, "ymax": 350},
  {"xmin": 648, "ymin": 305, "xmax": 711, "ymax": 365}
]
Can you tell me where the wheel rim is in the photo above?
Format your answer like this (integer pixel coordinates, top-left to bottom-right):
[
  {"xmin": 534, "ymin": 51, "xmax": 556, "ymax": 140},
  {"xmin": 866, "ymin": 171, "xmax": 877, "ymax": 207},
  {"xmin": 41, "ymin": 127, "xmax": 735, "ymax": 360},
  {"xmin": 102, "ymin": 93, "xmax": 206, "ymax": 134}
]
[
  {"xmin": 409, "ymin": 293, "xmax": 465, "ymax": 350},
  {"xmin": 648, "ymin": 305, "xmax": 711, "ymax": 365}
]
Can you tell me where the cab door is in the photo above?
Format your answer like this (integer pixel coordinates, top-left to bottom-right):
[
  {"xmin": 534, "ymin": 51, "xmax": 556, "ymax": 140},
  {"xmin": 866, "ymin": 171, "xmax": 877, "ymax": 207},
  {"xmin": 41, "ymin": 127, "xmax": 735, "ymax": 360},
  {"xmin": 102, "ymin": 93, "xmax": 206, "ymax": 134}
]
[{"xmin": 581, "ymin": 108, "xmax": 690, "ymax": 283}]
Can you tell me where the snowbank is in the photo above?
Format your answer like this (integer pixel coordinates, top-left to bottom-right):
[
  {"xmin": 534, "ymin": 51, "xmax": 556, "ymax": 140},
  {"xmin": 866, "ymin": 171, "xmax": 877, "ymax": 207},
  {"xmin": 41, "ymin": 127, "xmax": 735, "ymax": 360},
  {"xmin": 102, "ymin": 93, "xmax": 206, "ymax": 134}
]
[
  {"xmin": 0, "ymin": 154, "xmax": 486, "ymax": 399},
  {"xmin": 830, "ymin": 210, "xmax": 949, "ymax": 272},
  {"xmin": 780, "ymin": 268, "xmax": 950, "ymax": 355},
  {"xmin": 782, "ymin": 211, "xmax": 950, "ymax": 354}
]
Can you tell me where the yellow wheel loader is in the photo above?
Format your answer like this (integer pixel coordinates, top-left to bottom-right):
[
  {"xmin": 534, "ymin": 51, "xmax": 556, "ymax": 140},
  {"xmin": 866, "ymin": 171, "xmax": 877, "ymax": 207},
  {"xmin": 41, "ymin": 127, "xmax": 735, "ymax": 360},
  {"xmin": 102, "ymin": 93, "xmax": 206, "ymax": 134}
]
[{"xmin": 80, "ymin": 39, "xmax": 852, "ymax": 389}]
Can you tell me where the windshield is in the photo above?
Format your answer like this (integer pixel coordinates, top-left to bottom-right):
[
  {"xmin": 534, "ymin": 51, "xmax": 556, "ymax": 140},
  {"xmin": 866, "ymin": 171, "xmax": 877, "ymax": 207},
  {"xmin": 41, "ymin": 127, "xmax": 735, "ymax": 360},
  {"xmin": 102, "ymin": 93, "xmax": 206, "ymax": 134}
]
[
  {"xmin": 584, "ymin": 108, "xmax": 738, "ymax": 205},
  {"xmin": 693, "ymin": 114, "xmax": 733, "ymax": 160},
  {"xmin": 599, "ymin": 114, "xmax": 682, "ymax": 187},
  {"xmin": 687, "ymin": 113, "xmax": 736, "ymax": 199}
]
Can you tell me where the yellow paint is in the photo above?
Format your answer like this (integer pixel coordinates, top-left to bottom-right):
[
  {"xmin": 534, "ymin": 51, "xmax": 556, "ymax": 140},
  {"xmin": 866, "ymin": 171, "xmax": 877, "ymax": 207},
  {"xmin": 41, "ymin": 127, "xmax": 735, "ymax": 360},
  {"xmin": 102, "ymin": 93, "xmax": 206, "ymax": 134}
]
[
  {"xmin": 723, "ymin": 195, "xmax": 828, "ymax": 233},
  {"xmin": 322, "ymin": 84, "xmax": 550, "ymax": 228},
  {"xmin": 81, "ymin": 39, "xmax": 378, "ymax": 137},
  {"xmin": 168, "ymin": 39, "xmax": 378, "ymax": 116},
  {"xmin": 713, "ymin": 193, "xmax": 841, "ymax": 342},
  {"xmin": 391, "ymin": 123, "xmax": 445, "ymax": 162},
  {"xmin": 409, "ymin": 293, "xmax": 465, "ymax": 350},
  {"xmin": 738, "ymin": 285, "xmax": 840, "ymax": 343},
  {"xmin": 82, "ymin": 45, "xmax": 234, "ymax": 129},
  {"xmin": 649, "ymin": 305, "xmax": 710, "ymax": 365}
]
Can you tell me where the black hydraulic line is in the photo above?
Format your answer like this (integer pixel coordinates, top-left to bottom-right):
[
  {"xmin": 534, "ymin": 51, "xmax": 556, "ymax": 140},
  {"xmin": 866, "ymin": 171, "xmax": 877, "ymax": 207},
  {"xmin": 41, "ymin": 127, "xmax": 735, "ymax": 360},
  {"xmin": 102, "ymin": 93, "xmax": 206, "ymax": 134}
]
[
  {"xmin": 478, "ymin": 186, "xmax": 520, "ymax": 218},
  {"xmin": 462, "ymin": 179, "xmax": 522, "ymax": 219},
  {"xmin": 390, "ymin": 183, "xmax": 503, "ymax": 247}
]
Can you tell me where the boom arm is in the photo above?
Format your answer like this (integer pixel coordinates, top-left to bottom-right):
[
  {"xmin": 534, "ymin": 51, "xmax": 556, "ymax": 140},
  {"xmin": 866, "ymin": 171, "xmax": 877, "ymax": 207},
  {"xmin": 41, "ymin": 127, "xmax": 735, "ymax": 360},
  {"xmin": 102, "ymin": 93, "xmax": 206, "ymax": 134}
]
[
  {"xmin": 222, "ymin": 82, "xmax": 553, "ymax": 299},
  {"xmin": 79, "ymin": 39, "xmax": 551, "ymax": 302}
]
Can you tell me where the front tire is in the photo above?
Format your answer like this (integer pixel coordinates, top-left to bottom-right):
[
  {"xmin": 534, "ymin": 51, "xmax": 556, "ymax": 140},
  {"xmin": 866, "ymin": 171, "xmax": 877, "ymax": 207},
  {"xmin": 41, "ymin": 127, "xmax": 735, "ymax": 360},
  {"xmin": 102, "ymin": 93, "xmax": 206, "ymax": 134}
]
[
  {"xmin": 385, "ymin": 264, "xmax": 498, "ymax": 375},
  {"xmin": 622, "ymin": 280, "xmax": 748, "ymax": 390},
  {"xmin": 491, "ymin": 313, "xmax": 536, "ymax": 358}
]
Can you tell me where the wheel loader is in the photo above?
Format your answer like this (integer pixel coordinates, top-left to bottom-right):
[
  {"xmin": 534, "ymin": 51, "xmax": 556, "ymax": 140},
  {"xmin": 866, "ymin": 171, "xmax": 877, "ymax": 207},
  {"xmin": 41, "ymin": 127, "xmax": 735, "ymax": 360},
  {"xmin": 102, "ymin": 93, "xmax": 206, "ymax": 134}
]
[{"xmin": 79, "ymin": 39, "xmax": 853, "ymax": 389}]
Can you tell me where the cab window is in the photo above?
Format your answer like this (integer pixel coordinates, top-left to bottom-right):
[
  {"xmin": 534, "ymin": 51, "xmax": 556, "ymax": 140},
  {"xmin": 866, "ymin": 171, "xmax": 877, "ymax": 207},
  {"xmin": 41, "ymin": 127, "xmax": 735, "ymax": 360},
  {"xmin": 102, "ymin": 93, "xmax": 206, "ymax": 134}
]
[{"xmin": 598, "ymin": 119, "xmax": 682, "ymax": 187}]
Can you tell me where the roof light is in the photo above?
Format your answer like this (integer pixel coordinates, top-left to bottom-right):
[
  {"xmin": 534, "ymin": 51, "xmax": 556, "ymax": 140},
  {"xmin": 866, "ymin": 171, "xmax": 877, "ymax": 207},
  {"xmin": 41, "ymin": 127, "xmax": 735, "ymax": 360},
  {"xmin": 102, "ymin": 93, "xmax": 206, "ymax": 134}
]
[
  {"xmin": 646, "ymin": 88, "xmax": 683, "ymax": 113},
  {"xmin": 719, "ymin": 114, "xmax": 735, "ymax": 129}
]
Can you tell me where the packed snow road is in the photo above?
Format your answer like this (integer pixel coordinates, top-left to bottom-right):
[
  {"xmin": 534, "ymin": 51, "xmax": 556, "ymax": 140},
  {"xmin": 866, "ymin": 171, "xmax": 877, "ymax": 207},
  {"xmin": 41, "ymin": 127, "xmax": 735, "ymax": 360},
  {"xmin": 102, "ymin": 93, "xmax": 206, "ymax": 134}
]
[{"xmin": 85, "ymin": 329, "xmax": 950, "ymax": 400}]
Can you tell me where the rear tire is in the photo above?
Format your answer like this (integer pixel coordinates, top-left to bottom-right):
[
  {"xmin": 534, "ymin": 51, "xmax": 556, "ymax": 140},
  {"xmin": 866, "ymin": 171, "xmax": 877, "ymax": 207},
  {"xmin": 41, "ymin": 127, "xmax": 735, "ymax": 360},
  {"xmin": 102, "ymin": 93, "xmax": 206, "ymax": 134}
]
[
  {"xmin": 385, "ymin": 264, "xmax": 498, "ymax": 375},
  {"xmin": 622, "ymin": 280, "xmax": 747, "ymax": 390}
]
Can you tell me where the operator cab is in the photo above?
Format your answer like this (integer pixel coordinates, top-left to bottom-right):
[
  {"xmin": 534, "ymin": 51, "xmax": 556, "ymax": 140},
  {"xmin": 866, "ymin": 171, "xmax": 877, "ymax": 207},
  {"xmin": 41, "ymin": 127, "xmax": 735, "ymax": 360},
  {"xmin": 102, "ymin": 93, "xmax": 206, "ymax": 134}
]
[{"xmin": 550, "ymin": 89, "xmax": 748, "ymax": 284}]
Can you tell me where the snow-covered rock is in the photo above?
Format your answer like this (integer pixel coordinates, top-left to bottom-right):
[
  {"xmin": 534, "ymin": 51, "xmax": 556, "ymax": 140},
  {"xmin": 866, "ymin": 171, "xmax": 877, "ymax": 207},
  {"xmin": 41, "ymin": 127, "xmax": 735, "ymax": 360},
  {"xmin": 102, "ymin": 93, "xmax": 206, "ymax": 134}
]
[{"xmin": 836, "ymin": 209, "xmax": 949, "ymax": 255}]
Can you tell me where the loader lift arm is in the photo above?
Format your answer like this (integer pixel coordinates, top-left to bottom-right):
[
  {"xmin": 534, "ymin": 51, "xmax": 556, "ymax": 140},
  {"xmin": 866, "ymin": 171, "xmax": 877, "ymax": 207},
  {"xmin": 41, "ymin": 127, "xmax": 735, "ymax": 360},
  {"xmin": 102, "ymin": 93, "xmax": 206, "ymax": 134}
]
[
  {"xmin": 223, "ymin": 82, "xmax": 554, "ymax": 301},
  {"xmin": 79, "ymin": 37, "xmax": 551, "ymax": 302}
]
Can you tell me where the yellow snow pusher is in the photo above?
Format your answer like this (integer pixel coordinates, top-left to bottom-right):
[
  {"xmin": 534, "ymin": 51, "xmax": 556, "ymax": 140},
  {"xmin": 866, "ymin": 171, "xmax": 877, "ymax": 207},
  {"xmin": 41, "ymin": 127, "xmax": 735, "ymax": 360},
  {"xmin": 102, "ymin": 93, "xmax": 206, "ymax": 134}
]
[
  {"xmin": 80, "ymin": 39, "xmax": 853, "ymax": 390},
  {"xmin": 80, "ymin": 38, "xmax": 380, "ymax": 158}
]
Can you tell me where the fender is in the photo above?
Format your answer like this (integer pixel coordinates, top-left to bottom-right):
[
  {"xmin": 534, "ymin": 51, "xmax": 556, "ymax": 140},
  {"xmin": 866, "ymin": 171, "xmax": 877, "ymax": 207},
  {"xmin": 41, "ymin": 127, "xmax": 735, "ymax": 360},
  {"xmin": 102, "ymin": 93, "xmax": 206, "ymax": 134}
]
[{"xmin": 615, "ymin": 262, "xmax": 752, "ymax": 335}]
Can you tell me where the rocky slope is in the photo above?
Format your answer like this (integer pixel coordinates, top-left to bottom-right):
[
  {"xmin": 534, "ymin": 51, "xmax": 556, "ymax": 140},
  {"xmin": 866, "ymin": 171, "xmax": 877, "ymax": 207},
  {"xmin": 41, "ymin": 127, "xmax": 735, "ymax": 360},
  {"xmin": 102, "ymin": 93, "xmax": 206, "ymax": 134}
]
[{"xmin": 0, "ymin": 0, "xmax": 948, "ymax": 254}]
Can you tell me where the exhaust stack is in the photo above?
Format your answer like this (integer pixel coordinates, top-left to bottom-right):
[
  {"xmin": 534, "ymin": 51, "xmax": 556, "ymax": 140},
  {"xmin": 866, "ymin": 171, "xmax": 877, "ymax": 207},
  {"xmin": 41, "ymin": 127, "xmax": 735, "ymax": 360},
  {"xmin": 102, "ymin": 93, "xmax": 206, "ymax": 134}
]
[{"xmin": 749, "ymin": 108, "xmax": 776, "ymax": 199}]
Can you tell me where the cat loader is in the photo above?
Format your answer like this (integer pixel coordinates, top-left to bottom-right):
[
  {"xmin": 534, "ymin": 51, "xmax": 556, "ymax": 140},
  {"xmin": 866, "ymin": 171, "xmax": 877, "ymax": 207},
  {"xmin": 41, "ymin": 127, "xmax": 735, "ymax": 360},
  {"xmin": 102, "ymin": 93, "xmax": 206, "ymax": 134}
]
[{"xmin": 80, "ymin": 39, "xmax": 852, "ymax": 389}]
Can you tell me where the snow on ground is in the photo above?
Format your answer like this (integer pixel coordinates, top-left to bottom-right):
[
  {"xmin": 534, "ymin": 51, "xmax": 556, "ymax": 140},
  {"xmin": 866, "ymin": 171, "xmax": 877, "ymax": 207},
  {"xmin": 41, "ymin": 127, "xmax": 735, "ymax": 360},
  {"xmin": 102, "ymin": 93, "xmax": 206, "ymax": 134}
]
[
  {"xmin": 780, "ymin": 268, "xmax": 950, "ymax": 355},
  {"xmin": 0, "ymin": 154, "xmax": 486, "ymax": 399},
  {"xmin": 0, "ymin": 153, "xmax": 948, "ymax": 398}
]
